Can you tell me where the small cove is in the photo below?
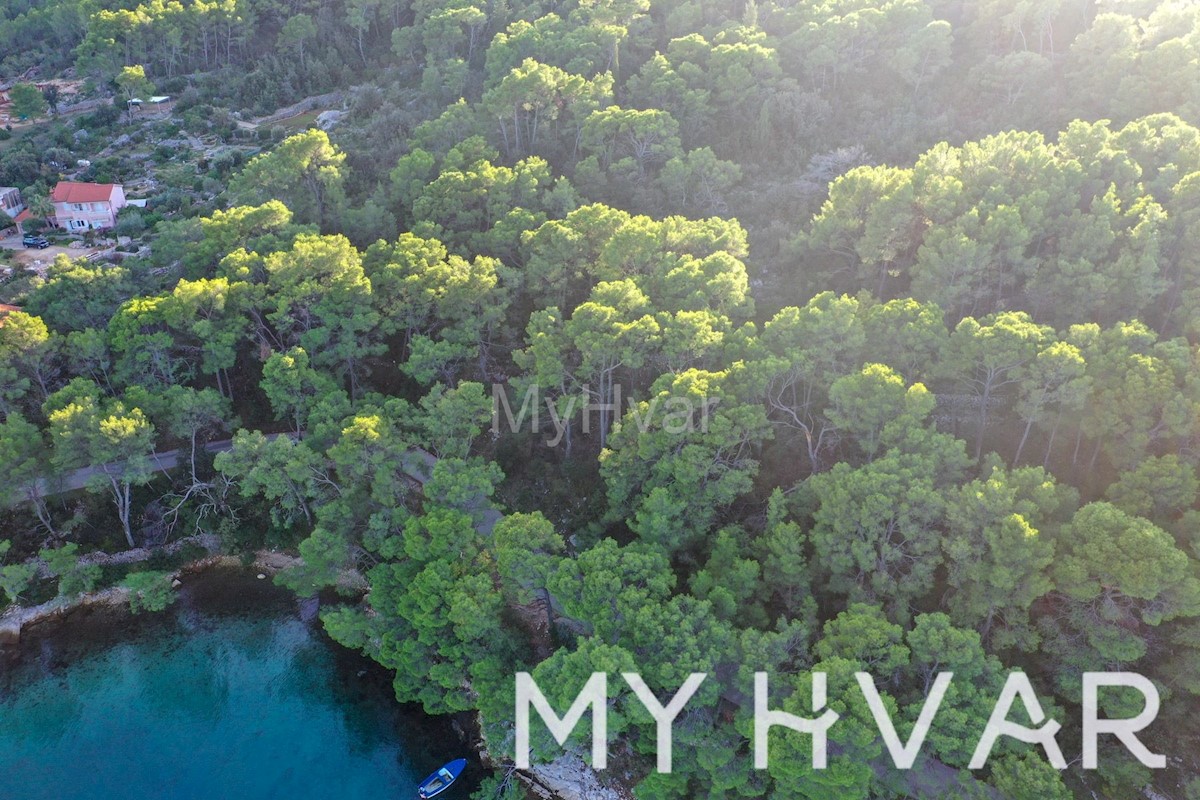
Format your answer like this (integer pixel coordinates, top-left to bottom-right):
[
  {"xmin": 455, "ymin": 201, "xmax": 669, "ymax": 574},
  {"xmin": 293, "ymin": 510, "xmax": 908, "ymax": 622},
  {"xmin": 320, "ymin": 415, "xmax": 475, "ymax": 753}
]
[{"xmin": 0, "ymin": 567, "xmax": 483, "ymax": 800}]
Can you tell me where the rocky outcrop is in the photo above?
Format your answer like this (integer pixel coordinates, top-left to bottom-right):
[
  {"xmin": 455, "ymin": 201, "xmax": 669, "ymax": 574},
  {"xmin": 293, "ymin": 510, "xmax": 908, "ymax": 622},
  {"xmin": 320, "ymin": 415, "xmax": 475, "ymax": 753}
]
[
  {"xmin": 316, "ymin": 109, "xmax": 345, "ymax": 130},
  {"xmin": 518, "ymin": 756, "xmax": 627, "ymax": 800},
  {"xmin": 255, "ymin": 90, "xmax": 347, "ymax": 126}
]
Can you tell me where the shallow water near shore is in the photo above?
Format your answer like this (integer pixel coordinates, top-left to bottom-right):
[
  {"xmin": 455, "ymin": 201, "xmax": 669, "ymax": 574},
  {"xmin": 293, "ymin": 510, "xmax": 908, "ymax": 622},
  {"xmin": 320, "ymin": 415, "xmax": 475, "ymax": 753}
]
[{"xmin": 0, "ymin": 567, "xmax": 481, "ymax": 800}]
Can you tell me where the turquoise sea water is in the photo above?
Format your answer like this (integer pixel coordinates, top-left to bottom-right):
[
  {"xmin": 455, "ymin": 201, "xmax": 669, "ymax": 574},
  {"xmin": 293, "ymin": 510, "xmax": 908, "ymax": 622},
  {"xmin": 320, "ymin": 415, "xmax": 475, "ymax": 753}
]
[{"xmin": 0, "ymin": 570, "xmax": 476, "ymax": 800}]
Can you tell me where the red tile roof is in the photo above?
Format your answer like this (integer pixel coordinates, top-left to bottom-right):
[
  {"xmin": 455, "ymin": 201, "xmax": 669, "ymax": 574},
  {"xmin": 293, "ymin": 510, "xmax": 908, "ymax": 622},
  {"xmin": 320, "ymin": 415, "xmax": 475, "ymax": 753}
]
[
  {"xmin": 14, "ymin": 209, "xmax": 31, "ymax": 222},
  {"xmin": 51, "ymin": 182, "xmax": 119, "ymax": 204}
]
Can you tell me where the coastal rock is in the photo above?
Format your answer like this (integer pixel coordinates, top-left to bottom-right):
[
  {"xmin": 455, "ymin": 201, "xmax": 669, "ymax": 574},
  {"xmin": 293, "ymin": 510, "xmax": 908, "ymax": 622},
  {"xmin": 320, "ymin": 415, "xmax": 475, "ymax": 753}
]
[
  {"xmin": 298, "ymin": 596, "xmax": 319, "ymax": 622},
  {"xmin": 521, "ymin": 755, "xmax": 624, "ymax": 800}
]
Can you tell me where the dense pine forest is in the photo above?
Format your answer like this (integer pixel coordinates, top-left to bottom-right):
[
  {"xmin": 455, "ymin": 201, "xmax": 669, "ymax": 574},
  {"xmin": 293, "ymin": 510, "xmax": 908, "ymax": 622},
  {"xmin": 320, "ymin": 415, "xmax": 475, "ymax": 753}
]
[{"xmin": 4, "ymin": 0, "xmax": 1200, "ymax": 798}]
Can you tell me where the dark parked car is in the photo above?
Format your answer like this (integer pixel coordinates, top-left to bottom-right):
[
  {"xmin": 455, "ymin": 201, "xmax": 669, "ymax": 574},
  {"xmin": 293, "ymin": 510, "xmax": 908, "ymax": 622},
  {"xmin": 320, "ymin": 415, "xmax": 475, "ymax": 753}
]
[{"xmin": 22, "ymin": 234, "xmax": 50, "ymax": 249}]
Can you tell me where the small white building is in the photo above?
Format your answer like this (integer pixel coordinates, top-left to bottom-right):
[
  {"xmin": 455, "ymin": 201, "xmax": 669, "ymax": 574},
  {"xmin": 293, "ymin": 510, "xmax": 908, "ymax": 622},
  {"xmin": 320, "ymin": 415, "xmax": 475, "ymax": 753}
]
[{"xmin": 0, "ymin": 186, "xmax": 23, "ymax": 219}]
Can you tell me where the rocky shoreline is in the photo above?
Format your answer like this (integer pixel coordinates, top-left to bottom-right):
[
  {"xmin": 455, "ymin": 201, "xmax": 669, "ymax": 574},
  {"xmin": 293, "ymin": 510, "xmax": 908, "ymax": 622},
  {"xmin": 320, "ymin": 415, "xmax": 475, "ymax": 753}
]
[
  {"xmin": 0, "ymin": 544, "xmax": 355, "ymax": 646},
  {"xmin": 509, "ymin": 754, "xmax": 628, "ymax": 800},
  {"xmin": 2, "ymin": 544, "xmax": 285, "ymax": 642}
]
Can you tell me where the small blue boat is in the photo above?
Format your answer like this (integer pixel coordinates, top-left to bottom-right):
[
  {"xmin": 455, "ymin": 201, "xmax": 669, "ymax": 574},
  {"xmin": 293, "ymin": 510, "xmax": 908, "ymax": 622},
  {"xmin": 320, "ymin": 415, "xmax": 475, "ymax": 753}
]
[{"xmin": 417, "ymin": 758, "xmax": 468, "ymax": 798}]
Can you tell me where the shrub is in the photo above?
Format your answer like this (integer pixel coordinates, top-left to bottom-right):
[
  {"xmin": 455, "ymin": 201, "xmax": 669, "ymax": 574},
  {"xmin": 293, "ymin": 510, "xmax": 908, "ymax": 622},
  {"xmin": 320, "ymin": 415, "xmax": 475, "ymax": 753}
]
[
  {"xmin": 41, "ymin": 543, "xmax": 102, "ymax": 599},
  {"xmin": 122, "ymin": 570, "xmax": 177, "ymax": 613},
  {"xmin": 114, "ymin": 210, "xmax": 147, "ymax": 238},
  {"xmin": 0, "ymin": 562, "xmax": 38, "ymax": 605}
]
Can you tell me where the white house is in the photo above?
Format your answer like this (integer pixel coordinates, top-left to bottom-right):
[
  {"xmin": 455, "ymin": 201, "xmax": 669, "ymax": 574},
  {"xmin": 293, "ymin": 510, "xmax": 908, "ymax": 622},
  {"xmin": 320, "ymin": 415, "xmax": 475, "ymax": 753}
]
[
  {"xmin": 0, "ymin": 186, "xmax": 22, "ymax": 219},
  {"xmin": 50, "ymin": 182, "xmax": 127, "ymax": 232}
]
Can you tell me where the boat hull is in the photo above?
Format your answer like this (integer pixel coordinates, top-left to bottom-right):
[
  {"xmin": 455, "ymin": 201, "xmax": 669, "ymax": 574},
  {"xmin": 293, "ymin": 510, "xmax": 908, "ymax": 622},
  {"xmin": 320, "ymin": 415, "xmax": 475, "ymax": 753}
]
[{"xmin": 417, "ymin": 758, "xmax": 468, "ymax": 798}]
